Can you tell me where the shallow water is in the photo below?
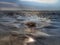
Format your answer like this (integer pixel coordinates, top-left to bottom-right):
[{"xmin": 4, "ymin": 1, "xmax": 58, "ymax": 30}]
[
  {"xmin": 0, "ymin": 14, "xmax": 60, "ymax": 45},
  {"xmin": 35, "ymin": 14, "xmax": 60, "ymax": 45}
]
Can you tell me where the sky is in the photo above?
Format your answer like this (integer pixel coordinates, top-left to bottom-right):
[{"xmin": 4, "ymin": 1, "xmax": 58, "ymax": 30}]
[{"xmin": 0, "ymin": 0, "xmax": 60, "ymax": 10}]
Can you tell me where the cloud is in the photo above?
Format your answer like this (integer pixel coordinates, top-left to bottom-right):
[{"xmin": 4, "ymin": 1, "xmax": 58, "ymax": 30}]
[
  {"xmin": 20, "ymin": 0, "xmax": 58, "ymax": 4},
  {"xmin": 0, "ymin": 2, "xmax": 19, "ymax": 7},
  {"xmin": 0, "ymin": 2, "xmax": 15, "ymax": 4}
]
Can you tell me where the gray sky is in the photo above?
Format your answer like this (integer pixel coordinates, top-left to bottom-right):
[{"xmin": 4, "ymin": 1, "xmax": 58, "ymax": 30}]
[{"xmin": 0, "ymin": 0, "xmax": 60, "ymax": 10}]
